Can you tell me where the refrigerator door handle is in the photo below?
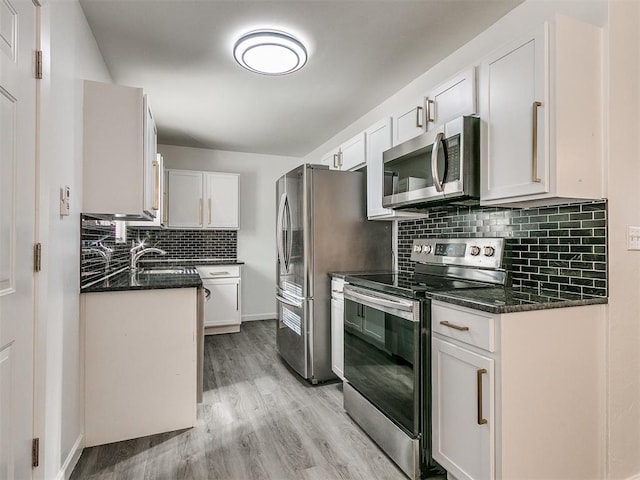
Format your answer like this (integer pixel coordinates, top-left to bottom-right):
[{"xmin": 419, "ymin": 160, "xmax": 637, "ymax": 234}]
[
  {"xmin": 276, "ymin": 293, "xmax": 303, "ymax": 309},
  {"xmin": 276, "ymin": 193, "xmax": 287, "ymax": 270},
  {"xmin": 284, "ymin": 196, "xmax": 293, "ymax": 271}
]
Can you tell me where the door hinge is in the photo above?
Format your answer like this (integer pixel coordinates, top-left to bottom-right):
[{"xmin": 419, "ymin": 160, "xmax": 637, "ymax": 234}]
[
  {"xmin": 34, "ymin": 243, "xmax": 42, "ymax": 272},
  {"xmin": 35, "ymin": 50, "xmax": 43, "ymax": 79},
  {"xmin": 32, "ymin": 438, "xmax": 39, "ymax": 468}
]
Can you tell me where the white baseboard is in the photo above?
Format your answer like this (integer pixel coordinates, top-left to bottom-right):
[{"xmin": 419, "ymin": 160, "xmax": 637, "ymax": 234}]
[
  {"xmin": 242, "ymin": 312, "xmax": 276, "ymax": 322},
  {"xmin": 57, "ymin": 433, "xmax": 84, "ymax": 480}
]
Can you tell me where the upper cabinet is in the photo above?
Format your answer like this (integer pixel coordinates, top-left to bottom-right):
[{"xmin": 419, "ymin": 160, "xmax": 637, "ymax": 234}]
[
  {"xmin": 166, "ymin": 169, "xmax": 239, "ymax": 230},
  {"xmin": 392, "ymin": 97, "xmax": 425, "ymax": 145},
  {"xmin": 479, "ymin": 15, "xmax": 603, "ymax": 206},
  {"xmin": 323, "ymin": 132, "xmax": 366, "ymax": 171},
  {"xmin": 128, "ymin": 154, "xmax": 165, "ymax": 228},
  {"xmin": 425, "ymin": 67, "xmax": 477, "ymax": 131},
  {"xmin": 392, "ymin": 67, "xmax": 477, "ymax": 146},
  {"xmin": 83, "ymin": 80, "xmax": 158, "ymax": 220}
]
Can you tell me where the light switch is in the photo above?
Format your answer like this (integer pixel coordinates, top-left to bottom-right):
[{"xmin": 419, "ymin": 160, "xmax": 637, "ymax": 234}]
[
  {"xmin": 60, "ymin": 186, "xmax": 70, "ymax": 216},
  {"xmin": 627, "ymin": 226, "xmax": 640, "ymax": 250}
]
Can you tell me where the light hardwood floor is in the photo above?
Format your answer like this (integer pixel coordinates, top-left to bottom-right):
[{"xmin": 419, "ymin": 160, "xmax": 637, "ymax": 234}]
[{"xmin": 71, "ymin": 319, "xmax": 408, "ymax": 479}]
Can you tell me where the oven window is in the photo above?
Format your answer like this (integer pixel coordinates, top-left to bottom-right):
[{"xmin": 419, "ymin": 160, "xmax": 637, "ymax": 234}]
[{"xmin": 343, "ymin": 298, "xmax": 418, "ymax": 436}]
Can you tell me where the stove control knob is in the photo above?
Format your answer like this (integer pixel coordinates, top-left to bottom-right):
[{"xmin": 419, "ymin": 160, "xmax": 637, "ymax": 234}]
[
  {"xmin": 483, "ymin": 246, "xmax": 496, "ymax": 257},
  {"xmin": 470, "ymin": 246, "xmax": 481, "ymax": 256},
  {"xmin": 413, "ymin": 244, "xmax": 422, "ymax": 253},
  {"xmin": 422, "ymin": 245, "xmax": 432, "ymax": 254}
]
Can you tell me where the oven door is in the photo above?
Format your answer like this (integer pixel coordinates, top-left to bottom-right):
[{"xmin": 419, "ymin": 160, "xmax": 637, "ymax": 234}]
[{"xmin": 343, "ymin": 285, "xmax": 421, "ymax": 436}]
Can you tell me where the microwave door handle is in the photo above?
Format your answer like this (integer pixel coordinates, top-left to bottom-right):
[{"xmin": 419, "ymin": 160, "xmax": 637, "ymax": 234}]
[{"xmin": 431, "ymin": 131, "xmax": 449, "ymax": 193}]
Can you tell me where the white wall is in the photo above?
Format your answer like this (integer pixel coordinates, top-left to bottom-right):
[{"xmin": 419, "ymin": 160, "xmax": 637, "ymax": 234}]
[
  {"xmin": 158, "ymin": 145, "xmax": 302, "ymax": 321},
  {"xmin": 39, "ymin": 1, "xmax": 112, "ymax": 478},
  {"xmin": 606, "ymin": 2, "xmax": 640, "ymax": 478}
]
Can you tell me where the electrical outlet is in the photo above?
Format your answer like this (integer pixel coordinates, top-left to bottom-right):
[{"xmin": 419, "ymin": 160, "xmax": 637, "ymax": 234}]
[
  {"xmin": 627, "ymin": 226, "xmax": 640, "ymax": 250},
  {"xmin": 59, "ymin": 186, "xmax": 70, "ymax": 216}
]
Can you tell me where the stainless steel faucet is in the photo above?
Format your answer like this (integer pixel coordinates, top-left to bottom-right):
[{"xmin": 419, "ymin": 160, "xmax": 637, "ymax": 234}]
[
  {"xmin": 82, "ymin": 247, "xmax": 111, "ymax": 274},
  {"xmin": 129, "ymin": 240, "xmax": 166, "ymax": 272}
]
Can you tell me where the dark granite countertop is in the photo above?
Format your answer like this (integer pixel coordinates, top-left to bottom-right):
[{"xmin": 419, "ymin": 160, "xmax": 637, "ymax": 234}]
[
  {"xmin": 429, "ymin": 287, "xmax": 608, "ymax": 314},
  {"xmin": 138, "ymin": 258, "xmax": 244, "ymax": 267},
  {"xmin": 81, "ymin": 268, "xmax": 202, "ymax": 293}
]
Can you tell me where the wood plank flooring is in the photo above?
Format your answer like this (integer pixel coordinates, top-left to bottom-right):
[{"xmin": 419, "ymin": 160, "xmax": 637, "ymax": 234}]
[{"xmin": 71, "ymin": 320, "xmax": 408, "ymax": 480}]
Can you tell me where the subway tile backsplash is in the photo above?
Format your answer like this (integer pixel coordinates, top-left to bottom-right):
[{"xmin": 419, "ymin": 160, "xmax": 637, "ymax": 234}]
[
  {"xmin": 80, "ymin": 216, "xmax": 237, "ymax": 288},
  {"xmin": 397, "ymin": 200, "xmax": 607, "ymax": 297}
]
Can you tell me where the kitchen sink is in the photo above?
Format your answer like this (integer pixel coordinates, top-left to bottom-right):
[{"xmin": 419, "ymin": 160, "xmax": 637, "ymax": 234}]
[{"xmin": 137, "ymin": 267, "xmax": 197, "ymax": 275}]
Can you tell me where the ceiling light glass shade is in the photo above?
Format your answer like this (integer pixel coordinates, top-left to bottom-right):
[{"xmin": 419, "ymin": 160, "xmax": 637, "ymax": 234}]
[{"xmin": 234, "ymin": 30, "xmax": 307, "ymax": 75}]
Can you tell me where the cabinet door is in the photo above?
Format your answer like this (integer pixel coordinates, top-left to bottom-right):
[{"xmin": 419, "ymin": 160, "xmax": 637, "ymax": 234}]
[
  {"xmin": 339, "ymin": 132, "xmax": 366, "ymax": 171},
  {"xmin": 480, "ymin": 25, "xmax": 548, "ymax": 201},
  {"xmin": 432, "ymin": 337, "xmax": 494, "ymax": 480},
  {"xmin": 392, "ymin": 98, "xmax": 425, "ymax": 145},
  {"xmin": 322, "ymin": 149, "xmax": 340, "ymax": 170},
  {"xmin": 205, "ymin": 281, "xmax": 240, "ymax": 327},
  {"xmin": 167, "ymin": 170, "xmax": 204, "ymax": 228},
  {"xmin": 330, "ymin": 297, "xmax": 344, "ymax": 380},
  {"xmin": 128, "ymin": 154, "xmax": 164, "ymax": 228},
  {"xmin": 143, "ymin": 96, "xmax": 158, "ymax": 218},
  {"xmin": 426, "ymin": 67, "xmax": 476, "ymax": 131},
  {"xmin": 205, "ymin": 173, "xmax": 239, "ymax": 229},
  {"xmin": 366, "ymin": 118, "xmax": 393, "ymax": 218}
]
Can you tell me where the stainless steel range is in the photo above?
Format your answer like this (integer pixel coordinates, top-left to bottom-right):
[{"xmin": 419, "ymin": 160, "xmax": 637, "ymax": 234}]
[{"xmin": 342, "ymin": 237, "xmax": 506, "ymax": 480}]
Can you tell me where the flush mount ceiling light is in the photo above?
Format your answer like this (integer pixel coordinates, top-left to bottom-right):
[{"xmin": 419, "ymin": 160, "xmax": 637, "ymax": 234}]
[{"xmin": 233, "ymin": 30, "xmax": 308, "ymax": 75}]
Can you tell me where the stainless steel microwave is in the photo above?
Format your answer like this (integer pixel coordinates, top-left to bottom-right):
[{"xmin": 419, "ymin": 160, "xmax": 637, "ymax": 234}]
[{"xmin": 382, "ymin": 115, "xmax": 480, "ymax": 209}]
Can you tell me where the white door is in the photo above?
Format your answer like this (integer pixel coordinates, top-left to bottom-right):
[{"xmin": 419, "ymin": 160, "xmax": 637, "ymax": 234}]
[
  {"xmin": 205, "ymin": 281, "xmax": 239, "ymax": 327},
  {"xmin": 339, "ymin": 132, "xmax": 365, "ymax": 171},
  {"xmin": 0, "ymin": 0, "xmax": 37, "ymax": 478},
  {"xmin": 330, "ymin": 296, "xmax": 344, "ymax": 380},
  {"xmin": 167, "ymin": 170, "xmax": 203, "ymax": 228},
  {"xmin": 392, "ymin": 98, "xmax": 425, "ymax": 146},
  {"xmin": 480, "ymin": 25, "xmax": 548, "ymax": 201},
  {"xmin": 432, "ymin": 338, "xmax": 494, "ymax": 480},
  {"xmin": 426, "ymin": 67, "xmax": 477, "ymax": 131}
]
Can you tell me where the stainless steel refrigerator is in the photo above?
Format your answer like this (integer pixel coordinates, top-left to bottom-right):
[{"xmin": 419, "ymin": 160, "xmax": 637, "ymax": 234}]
[{"xmin": 275, "ymin": 164, "xmax": 392, "ymax": 383}]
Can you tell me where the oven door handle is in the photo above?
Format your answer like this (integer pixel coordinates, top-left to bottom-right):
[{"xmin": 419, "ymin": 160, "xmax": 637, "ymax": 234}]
[{"xmin": 344, "ymin": 288, "xmax": 414, "ymax": 313}]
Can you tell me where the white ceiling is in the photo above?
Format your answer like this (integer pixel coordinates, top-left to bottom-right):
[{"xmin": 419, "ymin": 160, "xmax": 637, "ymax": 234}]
[{"xmin": 79, "ymin": 0, "xmax": 522, "ymax": 157}]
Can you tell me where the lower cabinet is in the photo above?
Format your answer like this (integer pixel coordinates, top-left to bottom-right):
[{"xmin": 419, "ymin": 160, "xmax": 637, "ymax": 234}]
[
  {"xmin": 198, "ymin": 265, "xmax": 242, "ymax": 334},
  {"xmin": 431, "ymin": 300, "xmax": 606, "ymax": 479},
  {"xmin": 82, "ymin": 288, "xmax": 197, "ymax": 447},
  {"xmin": 432, "ymin": 337, "xmax": 494, "ymax": 480},
  {"xmin": 330, "ymin": 277, "xmax": 345, "ymax": 380}
]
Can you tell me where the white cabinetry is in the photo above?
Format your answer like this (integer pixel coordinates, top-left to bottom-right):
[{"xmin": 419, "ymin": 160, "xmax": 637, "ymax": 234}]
[
  {"xmin": 392, "ymin": 98, "xmax": 425, "ymax": 145},
  {"xmin": 197, "ymin": 265, "xmax": 241, "ymax": 334},
  {"xmin": 128, "ymin": 154, "xmax": 165, "ymax": 228},
  {"xmin": 479, "ymin": 15, "xmax": 603, "ymax": 206},
  {"xmin": 426, "ymin": 67, "xmax": 477, "ymax": 131},
  {"xmin": 431, "ymin": 300, "xmax": 606, "ymax": 479},
  {"xmin": 330, "ymin": 277, "xmax": 345, "ymax": 380},
  {"xmin": 323, "ymin": 132, "xmax": 366, "ymax": 171},
  {"xmin": 365, "ymin": 118, "xmax": 425, "ymax": 220},
  {"xmin": 83, "ymin": 80, "xmax": 159, "ymax": 219},
  {"xmin": 166, "ymin": 169, "xmax": 239, "ymax": 229},
  {"xmin": 82, "ymin": 288, "xmax": 197, "ymax": 447}
]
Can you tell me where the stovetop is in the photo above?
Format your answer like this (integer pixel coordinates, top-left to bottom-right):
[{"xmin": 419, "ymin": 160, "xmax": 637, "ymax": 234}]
[
  {"xmin": 344, "ymin": 237, "xmax": 508, "ymax": 299},
  {"xmin": 344, "ymin": 271, "xmax": 494, "ymax": 299}
]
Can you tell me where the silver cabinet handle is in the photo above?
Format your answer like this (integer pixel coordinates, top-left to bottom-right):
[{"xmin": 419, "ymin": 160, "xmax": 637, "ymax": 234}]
[
  {"xmin": 332, "ymin": 153, "xmax": 340, "ymax": 169},
  {"xmin": 440, "ymin": 320, "xmax": 469, "ymax": 331},
  {"xmin": 199, "ymin": 198, "xmax": 203, "ymax": 226},
  {"xmin": 431, "ymin": 131, "xmax": 448, "ymax": 192},
  {"xmin": 477, "ymin": 368, "xmax": 488, "ymax": 425},
  {"xmin": 208, "ymin": 198, "xmax": 212, "ymax": 225},
  {"xmin": 152, "ymin": 160, "xmax": 160, "ymax": 211},
  {"xmin": 236, "ymin": 285, "xmax": 239, "ymax": 311},
  {"xmin": 426, "ymin": 98, "xmax": 435, "ymax": 123},
  {"xmin": 415, "ymin": 105, "xmax": 424, "ymax": 128},
  {"xmin": 532, "ymin": 101, "xmax": 542, "ymax": 183},
  {"xmin": 163, "ymin": 191, "xmax": 169, "ymax": 223}
]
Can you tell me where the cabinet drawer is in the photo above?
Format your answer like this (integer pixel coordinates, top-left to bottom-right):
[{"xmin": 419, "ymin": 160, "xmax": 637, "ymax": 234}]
[
  {"xmin": 431, "ymin": 301, "xmax": 496, "ymax": 352},
  {"xmin": 196, "ymin": 265, "xmax": 240, "ymax": 278}
]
